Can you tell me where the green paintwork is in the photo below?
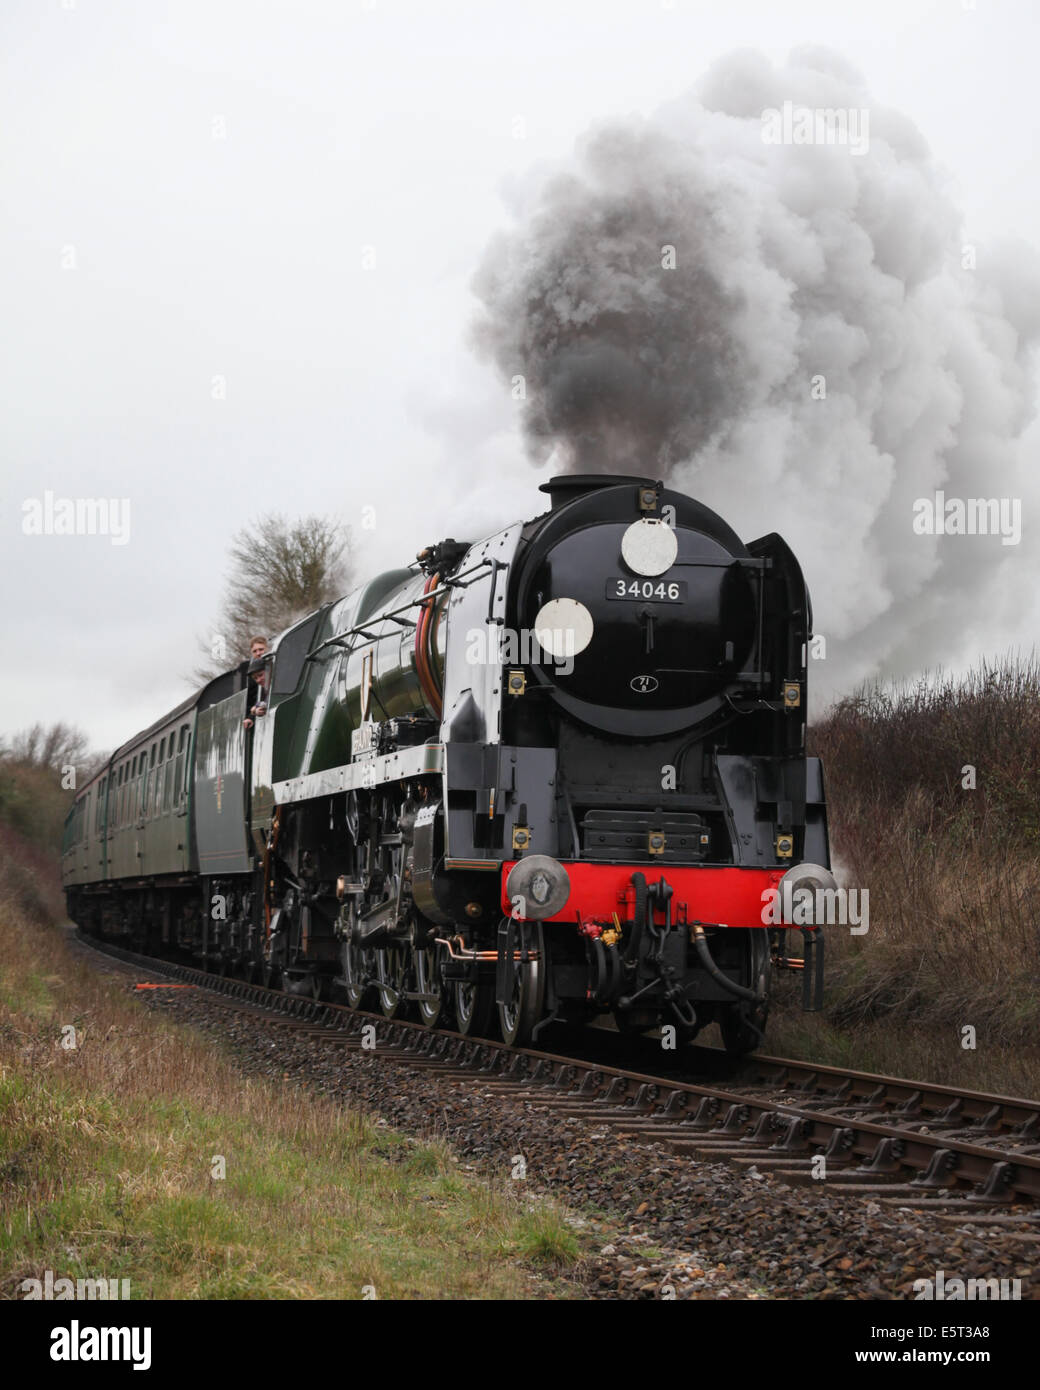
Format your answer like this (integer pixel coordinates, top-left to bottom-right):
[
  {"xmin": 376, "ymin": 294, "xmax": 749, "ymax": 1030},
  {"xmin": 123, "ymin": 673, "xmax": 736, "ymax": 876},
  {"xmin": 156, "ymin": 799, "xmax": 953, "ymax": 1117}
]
[
  {"xmin": 63, "ymin": 563, "xmax": 449, "ymax": 893},
  {"xmin": 249, "ymin": 567, "xmax": 444, "ymax": 833},
  {"xmin": 194, "ymin": 690, "xmax": 252, "ymax": 876}
]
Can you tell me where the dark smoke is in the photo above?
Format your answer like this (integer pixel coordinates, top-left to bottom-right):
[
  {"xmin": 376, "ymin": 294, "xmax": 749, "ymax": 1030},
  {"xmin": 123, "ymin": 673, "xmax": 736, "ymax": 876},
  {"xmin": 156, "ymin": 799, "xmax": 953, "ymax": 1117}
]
[
  {"xmin": 470, "ymin": 47, "xmax": 1040, "ymax": 697},
  {"xmin": 472, "ymin": 124, "xmax": 748, "ymax": 474}
]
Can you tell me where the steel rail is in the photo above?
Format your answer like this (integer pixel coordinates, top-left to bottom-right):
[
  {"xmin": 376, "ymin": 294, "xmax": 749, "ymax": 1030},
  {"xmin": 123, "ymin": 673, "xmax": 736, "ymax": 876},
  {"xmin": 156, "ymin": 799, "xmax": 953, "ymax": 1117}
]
[{"xmin": 77, "ymin": 930, "xmax": 1040, "ymax": 1208}]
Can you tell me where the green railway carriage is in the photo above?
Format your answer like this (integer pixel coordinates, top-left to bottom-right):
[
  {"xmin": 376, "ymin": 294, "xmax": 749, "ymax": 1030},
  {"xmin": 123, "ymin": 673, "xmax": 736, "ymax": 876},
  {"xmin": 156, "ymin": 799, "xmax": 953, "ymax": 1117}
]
[{"xmin": 62, "ymin": 694, "xmax": 198, "ymax": 935}]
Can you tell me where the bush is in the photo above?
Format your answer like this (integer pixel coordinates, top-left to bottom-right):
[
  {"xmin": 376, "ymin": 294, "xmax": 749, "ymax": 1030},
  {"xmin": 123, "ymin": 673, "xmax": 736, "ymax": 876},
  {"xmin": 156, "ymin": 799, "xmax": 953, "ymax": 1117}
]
[
  {"xmin": 0, "ymin": 757, "xmax": 73, "ymax": 926},
  {"xmin": 807, "ymin": 657, "xmax": 1040, "ymax": 1043}
]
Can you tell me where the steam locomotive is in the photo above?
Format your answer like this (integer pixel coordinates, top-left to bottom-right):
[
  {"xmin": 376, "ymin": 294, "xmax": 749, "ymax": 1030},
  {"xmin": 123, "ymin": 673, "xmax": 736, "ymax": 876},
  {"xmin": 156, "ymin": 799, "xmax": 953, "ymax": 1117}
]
[{"xmin": 63, "ymin": 474, "xmax": 832, "ymax": 1052}]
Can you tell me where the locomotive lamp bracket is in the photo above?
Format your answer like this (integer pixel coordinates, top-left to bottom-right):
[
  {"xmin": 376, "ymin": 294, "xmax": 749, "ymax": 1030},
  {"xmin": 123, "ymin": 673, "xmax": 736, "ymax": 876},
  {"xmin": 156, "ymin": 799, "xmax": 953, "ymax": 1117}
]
[
  {"xmin": 647, "ymin": 830, "xmax": 666, "ymax": 856},
  {"xmin": 776, "ymin": 834, "xmax": 794, "ymax": 858},
  {"xmin": 506, "ymin": 670, "xmax": 526, "ymax": 697},
  {"xmin": 638, "ymin": 484, "xmax": 661, "ymax": 512},
  {"xmin": 512, "ymin": 825, "xmax": 532, "ymax": 852},
  {"xmin": 783, "ymin": 680, "xmax": 802, "ymax": 708}
]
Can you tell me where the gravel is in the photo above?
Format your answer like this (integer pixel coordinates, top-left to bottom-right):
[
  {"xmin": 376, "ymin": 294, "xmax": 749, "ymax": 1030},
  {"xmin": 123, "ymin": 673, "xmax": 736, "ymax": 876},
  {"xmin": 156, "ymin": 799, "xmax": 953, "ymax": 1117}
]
[{"xmin": 131, "ymin": 978, "xmax": 1039, "ymax": 1301}]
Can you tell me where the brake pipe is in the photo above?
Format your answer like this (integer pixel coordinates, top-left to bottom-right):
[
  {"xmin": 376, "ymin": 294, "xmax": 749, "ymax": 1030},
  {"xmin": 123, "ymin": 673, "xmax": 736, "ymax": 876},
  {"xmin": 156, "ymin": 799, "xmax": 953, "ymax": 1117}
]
[{"xmin": 690, "ymin": 921, "xmax": 765, "ymax": 1003}]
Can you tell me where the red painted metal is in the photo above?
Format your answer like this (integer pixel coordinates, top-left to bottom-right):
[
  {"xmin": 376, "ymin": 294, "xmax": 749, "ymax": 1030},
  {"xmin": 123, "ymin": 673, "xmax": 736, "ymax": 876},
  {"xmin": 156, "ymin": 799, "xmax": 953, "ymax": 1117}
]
[{"xmin": 501, "ymin": 861, "xmax": 786, "ymax": 929}]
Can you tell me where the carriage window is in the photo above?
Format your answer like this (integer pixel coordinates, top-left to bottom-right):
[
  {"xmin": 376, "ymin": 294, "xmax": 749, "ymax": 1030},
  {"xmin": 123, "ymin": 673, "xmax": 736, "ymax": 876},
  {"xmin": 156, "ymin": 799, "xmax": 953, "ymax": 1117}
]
[
  {"xmin": 160, "ymin": 741, "xmax": 172, "ymax": 813},
  {"xmin": 175, "ymin": 724, "xmax": 190, "ymax": 804}
]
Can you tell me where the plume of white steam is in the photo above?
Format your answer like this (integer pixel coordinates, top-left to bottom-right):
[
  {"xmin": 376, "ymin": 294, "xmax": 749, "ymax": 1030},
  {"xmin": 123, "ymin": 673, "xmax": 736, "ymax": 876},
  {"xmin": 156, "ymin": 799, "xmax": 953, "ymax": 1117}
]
[{"xmin": 471, "ymin": 46, "xmax": 1040, "ymax": 701}]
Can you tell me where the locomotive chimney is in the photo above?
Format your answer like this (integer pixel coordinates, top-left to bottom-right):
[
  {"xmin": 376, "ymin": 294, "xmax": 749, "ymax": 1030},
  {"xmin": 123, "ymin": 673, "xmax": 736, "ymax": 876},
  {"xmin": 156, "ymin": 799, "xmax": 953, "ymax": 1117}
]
[{"xmin": 539, "ymin": 474, "xmax": 659, "ymax": 510}]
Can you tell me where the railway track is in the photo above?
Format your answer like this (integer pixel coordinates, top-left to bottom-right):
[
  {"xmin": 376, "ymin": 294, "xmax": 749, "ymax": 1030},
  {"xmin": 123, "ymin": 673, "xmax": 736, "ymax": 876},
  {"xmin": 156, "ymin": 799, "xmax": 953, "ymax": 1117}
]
[{"xmin": 79, "ymin": 930, "xmax": 1040, "ymax": 1224}]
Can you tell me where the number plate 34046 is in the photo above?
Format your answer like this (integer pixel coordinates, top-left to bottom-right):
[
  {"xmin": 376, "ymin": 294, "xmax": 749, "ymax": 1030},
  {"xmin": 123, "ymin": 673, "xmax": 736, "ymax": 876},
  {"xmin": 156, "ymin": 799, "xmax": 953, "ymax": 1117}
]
[{"xmin": 606, "ymin": 578, "xmax": 686, "ymax": 602}]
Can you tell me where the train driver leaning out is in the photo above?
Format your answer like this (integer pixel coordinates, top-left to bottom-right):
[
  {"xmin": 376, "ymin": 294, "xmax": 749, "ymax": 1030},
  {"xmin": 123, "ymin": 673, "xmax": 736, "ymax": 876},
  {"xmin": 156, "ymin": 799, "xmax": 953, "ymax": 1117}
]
[{"xmin": 243, "ymin": 636, "xmax": 269, "ymax": 730}]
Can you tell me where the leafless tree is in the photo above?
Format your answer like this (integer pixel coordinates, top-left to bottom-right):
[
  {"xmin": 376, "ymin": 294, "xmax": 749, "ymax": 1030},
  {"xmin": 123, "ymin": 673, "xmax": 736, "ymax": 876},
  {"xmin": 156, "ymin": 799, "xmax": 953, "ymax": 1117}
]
[
  {"xmin": 5, "ymin": 721, "xmax": 87, "ymax": 769},
  {"xmin": 0, "ymin": 722, "xmax": 109, "ymax": 780},
  {"xmin": 196, "ymin": 513, "xmax": 353, "ymax": 679}
]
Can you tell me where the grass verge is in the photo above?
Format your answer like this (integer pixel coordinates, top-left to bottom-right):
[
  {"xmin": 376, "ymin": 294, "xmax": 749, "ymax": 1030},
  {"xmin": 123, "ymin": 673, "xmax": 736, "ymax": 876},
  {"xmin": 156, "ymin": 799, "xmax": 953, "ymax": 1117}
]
[{"xmin": 0, "ymin": 904, "xmax": 584, "ymax": 1300}]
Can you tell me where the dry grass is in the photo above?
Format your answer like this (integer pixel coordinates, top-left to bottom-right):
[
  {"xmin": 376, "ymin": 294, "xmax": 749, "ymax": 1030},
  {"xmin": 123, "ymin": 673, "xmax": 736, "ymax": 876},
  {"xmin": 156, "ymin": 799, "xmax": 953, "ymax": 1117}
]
[
  {"xmin": 768, "ymin": 657, "xmax": 1040, "ymax": 1095},
  {"xmin": 0, "ymin": 901, "xmax": 583, "ymax": 1300}
]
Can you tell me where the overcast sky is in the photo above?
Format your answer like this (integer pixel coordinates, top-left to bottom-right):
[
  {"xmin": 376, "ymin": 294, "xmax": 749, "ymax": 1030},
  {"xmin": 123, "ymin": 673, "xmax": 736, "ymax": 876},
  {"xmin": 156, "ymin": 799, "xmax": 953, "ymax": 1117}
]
[{"xmin": 3, "ymin": 0, "xmax": 1038, "ymax": 755}]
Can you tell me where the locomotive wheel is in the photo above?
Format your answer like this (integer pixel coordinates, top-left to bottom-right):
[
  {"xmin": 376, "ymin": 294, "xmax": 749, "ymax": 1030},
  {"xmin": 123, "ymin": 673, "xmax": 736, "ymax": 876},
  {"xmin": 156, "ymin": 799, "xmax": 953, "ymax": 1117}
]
[
  {"xmin": 414, "ymin": 944, "xmax": 445, "ymax": 1028},
  {"xmin": 498, "ymin": 925, "xmax": 545, "ymax": 1047},
  {"xmin": 376, "ymin": 946, "xmax": 408, "ymax": 1019},
  {"xmin": 719, "ymin": 930, "xmax": 771, "ymax": 1055},
  {"xmin": 454, "ymin": 974, "xmax": 495, "ymax": 1037},
  {"xmin": 342, "ymin": 939, "xmax": 375, "ymax": 1010}
]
